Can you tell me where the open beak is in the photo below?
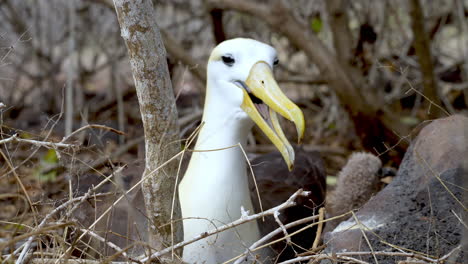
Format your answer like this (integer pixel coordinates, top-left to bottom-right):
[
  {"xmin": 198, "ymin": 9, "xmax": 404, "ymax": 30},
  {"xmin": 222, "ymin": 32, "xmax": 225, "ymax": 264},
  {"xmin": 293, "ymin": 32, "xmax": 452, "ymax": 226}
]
[{"xmin": 238, "ymin": 61, "xmax": 305, "ymax": 170}]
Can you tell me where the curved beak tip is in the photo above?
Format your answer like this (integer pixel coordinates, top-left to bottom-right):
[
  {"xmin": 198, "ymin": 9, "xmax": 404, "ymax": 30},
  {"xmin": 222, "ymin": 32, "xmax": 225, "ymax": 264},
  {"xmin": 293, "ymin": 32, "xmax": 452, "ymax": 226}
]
[
  {"xmin": 297, "ymin": 129, "xmax": 304, "ymax": 144},
  {"xmin": 242, "ymin": 61, "xmax": 306, "ymax": 171},
  {"xmin": 290, "ymin": 108, "xmax": 305, "ymax": 144},
  {"xmin": 298, "ymin": 133, "xmax": 304, "ymax": 144}
]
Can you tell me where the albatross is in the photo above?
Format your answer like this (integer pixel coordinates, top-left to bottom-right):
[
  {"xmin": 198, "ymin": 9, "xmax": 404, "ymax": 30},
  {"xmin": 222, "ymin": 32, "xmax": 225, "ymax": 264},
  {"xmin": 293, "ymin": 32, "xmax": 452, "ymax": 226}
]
[{"xmin": 179, "ymin": 38, "xmax": 305, "ymax": 263}]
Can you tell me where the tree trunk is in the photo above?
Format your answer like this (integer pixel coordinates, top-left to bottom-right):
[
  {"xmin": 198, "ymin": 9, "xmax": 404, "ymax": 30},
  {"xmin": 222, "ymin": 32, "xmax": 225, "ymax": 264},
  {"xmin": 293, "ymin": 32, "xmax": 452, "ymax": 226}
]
[{"xmin": 113, "ymin": 0, "xmax": 182, "ymax": 257}]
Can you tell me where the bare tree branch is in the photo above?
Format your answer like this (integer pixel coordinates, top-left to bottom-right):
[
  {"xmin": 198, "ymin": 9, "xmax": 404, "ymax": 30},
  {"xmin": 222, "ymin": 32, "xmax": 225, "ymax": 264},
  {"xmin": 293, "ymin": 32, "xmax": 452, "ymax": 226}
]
[
  {"xmin": 409, "ymin": 0, "xmax": 443, "ymax": 118},
  {"xmin": 325, "ymin": 0, "xmax": 354, "ymax": 65},
  {"xmin": 0, "ymin": 134, "xmax": 77, "ymax": 149}
]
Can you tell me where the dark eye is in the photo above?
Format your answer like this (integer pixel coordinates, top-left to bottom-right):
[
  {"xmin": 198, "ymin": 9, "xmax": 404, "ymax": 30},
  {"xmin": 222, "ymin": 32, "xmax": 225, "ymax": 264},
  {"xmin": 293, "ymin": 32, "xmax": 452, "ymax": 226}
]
[
  {"xmin": 221, "ymin": 55, "xmax": 235, "ymax": 66},
  {"xmin": 273, "ymin": 58, "xmax": 279, "ymax": 66}
]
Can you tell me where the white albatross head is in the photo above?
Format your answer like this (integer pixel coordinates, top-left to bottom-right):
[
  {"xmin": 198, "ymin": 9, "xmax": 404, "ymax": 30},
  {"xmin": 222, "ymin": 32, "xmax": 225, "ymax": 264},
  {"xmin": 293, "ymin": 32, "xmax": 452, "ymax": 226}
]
[{"xmin": 205, "ymin": 38, "xmax": 305, "ymax": 169}]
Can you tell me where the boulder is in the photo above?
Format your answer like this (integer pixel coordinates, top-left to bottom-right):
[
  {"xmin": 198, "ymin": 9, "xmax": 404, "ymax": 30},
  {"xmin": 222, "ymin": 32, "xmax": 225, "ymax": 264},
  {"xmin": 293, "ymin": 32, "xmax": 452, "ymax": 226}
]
[{"xmin": 323, "ymin": 115, "xmax": 468, "ymax": 263}]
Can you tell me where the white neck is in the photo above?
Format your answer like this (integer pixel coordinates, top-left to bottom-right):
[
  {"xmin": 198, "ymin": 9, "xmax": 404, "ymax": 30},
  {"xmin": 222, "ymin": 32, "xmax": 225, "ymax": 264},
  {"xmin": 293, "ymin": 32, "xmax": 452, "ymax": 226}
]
[{"xmin": 179, "ymin": 79, "xmax": 260, "ymax": 263}]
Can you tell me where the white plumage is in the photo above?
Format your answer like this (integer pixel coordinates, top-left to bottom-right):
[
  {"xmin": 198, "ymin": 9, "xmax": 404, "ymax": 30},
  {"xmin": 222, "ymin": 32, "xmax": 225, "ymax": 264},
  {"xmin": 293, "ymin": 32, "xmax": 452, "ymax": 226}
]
[{"xmin": 179, "ymin": 38, "xmax": 304, "ymax": 263}]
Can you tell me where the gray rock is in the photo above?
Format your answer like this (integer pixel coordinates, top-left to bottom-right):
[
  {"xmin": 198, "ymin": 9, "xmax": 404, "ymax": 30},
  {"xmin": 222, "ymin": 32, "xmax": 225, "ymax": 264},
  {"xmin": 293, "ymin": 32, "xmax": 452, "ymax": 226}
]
[{"xmin": 323, "ymin": 115, "xmax": 468, "ymax": 263}]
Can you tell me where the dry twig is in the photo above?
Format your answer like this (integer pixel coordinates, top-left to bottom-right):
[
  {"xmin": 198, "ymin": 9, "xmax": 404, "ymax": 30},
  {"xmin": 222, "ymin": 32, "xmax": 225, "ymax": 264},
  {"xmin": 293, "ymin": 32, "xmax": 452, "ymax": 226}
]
[
  {"xmin": 231, "ymin": 215, "xmax": 320, "ymax": 264},
  {"xmin": 311, "ymin": 207, "xmax": 325, "ymax": 250},
  {"xmin": 0, "ymin": 134, "xmax": 76, "ymax": 149},
  {"xmin": 138, "ymin": 189, "xmax": 310, "ymax": 263},
  {"xmin": 274, "ymin": 211, "xmax": 291, "ymax": 245},
  {"xmin": 11, "ymin": 192, "xmax": 112, "ymax": 264},
  {"xmin": 61, "ymin": 124, "xmax": 125, "ymax": 143}
]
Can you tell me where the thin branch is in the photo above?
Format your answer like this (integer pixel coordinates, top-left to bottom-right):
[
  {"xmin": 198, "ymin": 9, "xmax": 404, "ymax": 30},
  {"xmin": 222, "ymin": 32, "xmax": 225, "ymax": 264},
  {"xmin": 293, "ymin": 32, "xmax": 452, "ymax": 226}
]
[
  {"xmin": 0, "ymin": 134, "xmax": 76, "ymax": 149},
  {"xmin": 409, "ymin": 0, "xmax": 443, "ymax": 117},
  {"xmin": 274, "ymin": 211, "xmax": 291, "ymax": 245},
  {"xmin": 231, "ymin": 215, "xmax": 320, "ymax": 264},
  {"xmin": 56, "ymin": 150, "xmax": 185, "ymax": 263},
  {"xmin": 14, "ymin": 167, "xmax": 121, "ymax": 264},
  {"xmin": 61, "ymin": 124, "xmax": 125, "ymax": 143},
  {"xmin": 139, "ymin": 189, "xmax": 310, "ymax": 262},
  {"xmin": 0, "ymin": 222, "xmax": 74, "ymax": 253},
  {"xmin": 28, "ymin": 259, "xmax": 129, "ymax": 264},
  {"xmin": 351, "ymin": 211, "xmax": 379, "ymax": 264},
  {"xmin": 77, "ymin": 228, "xmax": 139, "ymax": 263},
  {"xmin": 311, "ymin": 207, "xmax": 325, "ymax": 250},
  {"xmin": 6, "ymin": 192, "xmax": 111, "ymax": 263},
  {"xmin": 439, "ymin": 244, "xmax": 462, "ymax": 261},
  {"xmin": 279, "ymin": 250, "xmax": 444, "ymax": 264},
  {"xmin": 278, "ymin": 254, "xmax": 370, "ymax": 264}
]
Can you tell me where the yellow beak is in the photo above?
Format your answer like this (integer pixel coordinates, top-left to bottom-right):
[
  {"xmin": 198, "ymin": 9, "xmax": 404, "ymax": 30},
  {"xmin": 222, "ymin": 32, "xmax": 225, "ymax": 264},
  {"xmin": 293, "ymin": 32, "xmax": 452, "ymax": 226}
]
[{"xmin": 240, "ymin": 61, "xmax": 305, "ymax": 170}]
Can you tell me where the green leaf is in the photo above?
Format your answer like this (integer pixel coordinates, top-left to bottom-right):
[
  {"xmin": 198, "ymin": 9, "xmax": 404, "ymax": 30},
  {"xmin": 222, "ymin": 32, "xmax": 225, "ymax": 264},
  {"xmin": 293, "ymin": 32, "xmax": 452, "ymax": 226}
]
[
  {"xmin": 34, "ymin": 149, "xmax": 59, "ymax": 182},
  {"xmin": 43, "ymin": 149, "xmax": 58, "ymax": 164},
  {"xmin": 39, "ymin": 170, "xmax": 57, "ymax": 182},
  {"xmin": 310, "ymin": 17, "xmax": 323, "ymax": 33},
  {"xmin": 19, "ymin": 132, "xmax": 32, "ymax": 139}
]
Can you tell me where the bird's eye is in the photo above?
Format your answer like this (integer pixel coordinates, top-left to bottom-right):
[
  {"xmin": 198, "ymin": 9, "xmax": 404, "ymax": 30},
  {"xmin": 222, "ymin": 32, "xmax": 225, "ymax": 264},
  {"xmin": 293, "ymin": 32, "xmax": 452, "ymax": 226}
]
[
  {"xmin": 221, "ymin": 55, "xmax": 235, "ymax": 66},
  {"xmin": 273, "ymin": 58, "xmax": 279, "ymax": 66}
]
